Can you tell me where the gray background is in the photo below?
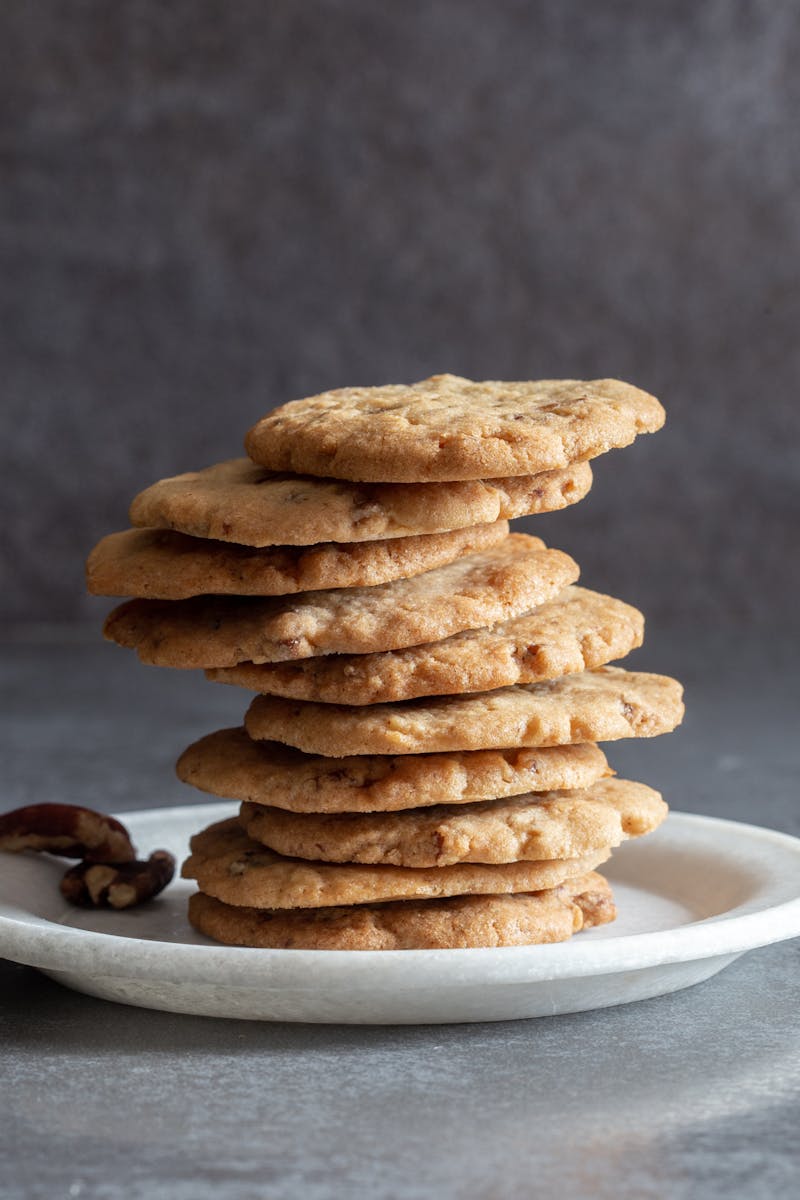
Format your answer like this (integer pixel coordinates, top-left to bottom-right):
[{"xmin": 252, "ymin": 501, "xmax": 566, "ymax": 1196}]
[
  {"xmin": 2, "ymin": 8, "xmax": 800, "ymax": 1197},
  {"xmin": 1, "ymin": 0, "xmax": 798, "ymax": 627}
]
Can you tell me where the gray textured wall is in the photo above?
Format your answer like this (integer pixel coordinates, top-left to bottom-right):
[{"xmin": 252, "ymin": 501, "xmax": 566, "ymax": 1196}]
[{"xmin": 1, "ymin": 0, "xmax": 798, "ymax": 627}]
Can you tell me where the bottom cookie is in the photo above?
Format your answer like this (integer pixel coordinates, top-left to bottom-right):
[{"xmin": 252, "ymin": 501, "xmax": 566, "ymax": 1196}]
[{"xmin": 188, "ymin": 872, "xmax": 615, "ymax": 950}]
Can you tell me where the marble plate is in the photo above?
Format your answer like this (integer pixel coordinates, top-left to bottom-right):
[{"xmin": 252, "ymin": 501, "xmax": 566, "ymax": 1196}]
[{"xmin": 1, "ymin": 803, "xmax": 799, "ymax": 1024}]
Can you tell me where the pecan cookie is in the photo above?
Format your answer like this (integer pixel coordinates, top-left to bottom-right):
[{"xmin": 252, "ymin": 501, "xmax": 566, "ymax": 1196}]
[
  {"xmin": 129, "ymin": 457, "xmax": 592, "ymax": 546},
  {"xmin": 209, "ymin": 586, "xmax": 643, "ymax": 703},
  {"xmin": 86, "ymin": 520, "xmax": 509, "ymax": 599},
  {"xmin": 245, "ymin": 374, "xmax": 664, "ymax": 482},
  {"xmin": 182, "ymin": 817, "xmax": 611, "ymax": 908},
  {"xmin": 176, "ymin": 729, "xmax": 611, "ymax": 813},
  {"xmin": 103, "ymin": 534, "xmax": 578, "ymax": 668},
  {"xmin": 244, "ymin": 666, "xmax": 685, "ymax": 756},
  {"xmin": 188, "ymin": 872, "xmax": 616, "ymax": 949},
  {"xmin": 238, "ymin": 778, "xmax": 666, "ymax": 867}
]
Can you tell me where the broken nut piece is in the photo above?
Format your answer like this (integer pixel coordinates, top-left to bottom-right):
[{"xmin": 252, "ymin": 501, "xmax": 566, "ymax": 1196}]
[
  {"xmin": 0, "ymin": 803, "xmax": 136, "ymax": 863},
  {"xmin": 60, "ymin": 850, "xmax": 176, "ymax": 909}
]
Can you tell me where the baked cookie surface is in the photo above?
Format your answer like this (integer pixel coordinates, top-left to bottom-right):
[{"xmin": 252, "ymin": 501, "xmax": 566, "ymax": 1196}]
[
  {"xmin": 238, "ymin": 777, "xmax": 666, "ymax": 867},
  {"xmin": 245, "ymin": 374, "xmax": 664, "ymax": 482},
  {"xmin": 129, "ymin": 457, "xmax": 592, "ymax": 546},
  {"xmin": 86, "ymin": 520, "xmax": 509, "ymax": 599},
  {"xmin": 188, "ymin": 871, "xmax": 616, "ymax": 949},
  {"xmin": 182, "ymin": 817, "xmax": 610, "ymax": 908},
  {"xmin": 103, "ymin": 534, "xmax": 578, "ymax": 668},
  {"xmin": 209, "ymin": 586, "xmax": 643, "ymax": 703},
  {"xmin": 176, "ymin": 729, "xmax": 611, "ymax": 813},
  {"xmin": 244, "ymin": 666, "xmax": 685, "ymax": 756}
]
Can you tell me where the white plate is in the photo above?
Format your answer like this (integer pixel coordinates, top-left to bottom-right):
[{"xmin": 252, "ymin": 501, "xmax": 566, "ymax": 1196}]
[{"xmin": 1, "ymin": 803, "xmax": 799, "ymax": 1024}]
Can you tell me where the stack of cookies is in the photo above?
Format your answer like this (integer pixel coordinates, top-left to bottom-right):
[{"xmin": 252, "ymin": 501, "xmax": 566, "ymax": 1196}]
[{"xmin": 88, "ymin": 375, "xmax": 684, "ymax": 950}]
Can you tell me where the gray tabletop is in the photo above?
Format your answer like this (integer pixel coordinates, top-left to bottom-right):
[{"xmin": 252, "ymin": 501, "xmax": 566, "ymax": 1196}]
[{"xmin": 2, "ymin": 626, "xmax": 799, "ymax": 1199}]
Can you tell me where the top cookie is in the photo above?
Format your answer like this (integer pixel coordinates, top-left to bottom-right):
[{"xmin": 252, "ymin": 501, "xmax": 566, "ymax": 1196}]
[
  {"xmin": 129, "ymin": 457, "xmax": 592, "ymax": 547},
  {"xmin": 244, "ymin": 375, "xmax": 665, "ymax": 482}
]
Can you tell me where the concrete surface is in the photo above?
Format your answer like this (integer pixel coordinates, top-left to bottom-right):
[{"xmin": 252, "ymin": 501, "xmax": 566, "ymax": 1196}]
[{"xmin": 1, "ymin": 628, "xmax": 798, "ymax": 1199}]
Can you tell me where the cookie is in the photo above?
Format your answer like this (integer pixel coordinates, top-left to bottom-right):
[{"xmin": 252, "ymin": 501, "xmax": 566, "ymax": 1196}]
[
  {"xmin": 208, "ymin": 586, "xmax": 643, "ymax": 704},
  {"xmin": 181, "ymin": 817, "xmax": 611, "ymax": 908},
  {"xmin": 129, "ymin": 457, "xmax": 592, "ymax": 546},
  {"xmin": 176, "ymin": 728, "xmax": 611, "ymax": 813},
  {"xmin": 244, "ymin": 666, "xmax": 685, "ymax": 756},
  {"xmin": 244, "ymin": 374, "xmax": 665, "ymax": 482},
  {"xmin": 103, "ymin": 535, "xmax": 579, "ymax": 668},
  {"xmin": 238, "ymin": 778, "xmax": 665, "ymax": 867},
  {"xmin": 86, "ymin": 520, "xmax": 509, "ymax": 599},
  {"xmin": 187, "ymin": 871, "xmax": 616, "ymax": 949}
]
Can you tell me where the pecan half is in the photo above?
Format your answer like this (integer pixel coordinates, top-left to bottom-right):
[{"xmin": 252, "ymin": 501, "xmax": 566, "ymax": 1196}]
[
  {"xmin": 0, "ymin": 803, "xmax": 136, "ymax": 863},
  {"xmin": 60, "ymin": 850, "xmax": 176, "ymax": 909}
]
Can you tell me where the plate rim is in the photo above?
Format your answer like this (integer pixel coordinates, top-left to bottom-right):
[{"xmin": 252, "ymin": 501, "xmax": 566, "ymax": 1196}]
[{"xmin": 1, "ymin": 806, "xmax": 800, "ymax": 986}]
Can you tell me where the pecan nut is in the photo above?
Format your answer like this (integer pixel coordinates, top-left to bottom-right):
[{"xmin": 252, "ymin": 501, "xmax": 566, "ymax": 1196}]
[
  {"xmin": 60, "ymin": 850, "xmax": 176, "ymax": 909},
  {"xmin": 0, "ymin": 803, "xmax": 136, "ymax": 863}
]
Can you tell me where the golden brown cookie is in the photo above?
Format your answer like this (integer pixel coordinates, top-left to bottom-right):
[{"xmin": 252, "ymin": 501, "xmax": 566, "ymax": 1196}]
[
  {"xmin": 85, "ymin": 520, "xmax": 509, "ymax": 599},
  {"xmin": 238, "ymin": 778, "xmax": 666, "ymax": 867},
  {"xmin": 181, "ymin": 817, "xmax": 611, "ymax": 908},
  {"xmin": 209, "ymin": 586, "xmax": 643, "ymax": 704},
  {"xmin": 129, "ymin": 457, "xmax": 592, "ymax": 546},
  {"xmin": 103, "ymin": 535, "xmax": 579, "ymax": 668},
  {"xmin": 244, "ymin": 374, "xmax": 665, "ymax": 482},
  {"xmin": 188, "ymin": 871, "xmax": 616, "ymax": 949},
  {"xmin": 176, "ymin": 728, "xmax": 611, "ymax": 813},
  {"xmin": 244, "ymin": 666, "xmax": 685, "ymax": 756}
]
